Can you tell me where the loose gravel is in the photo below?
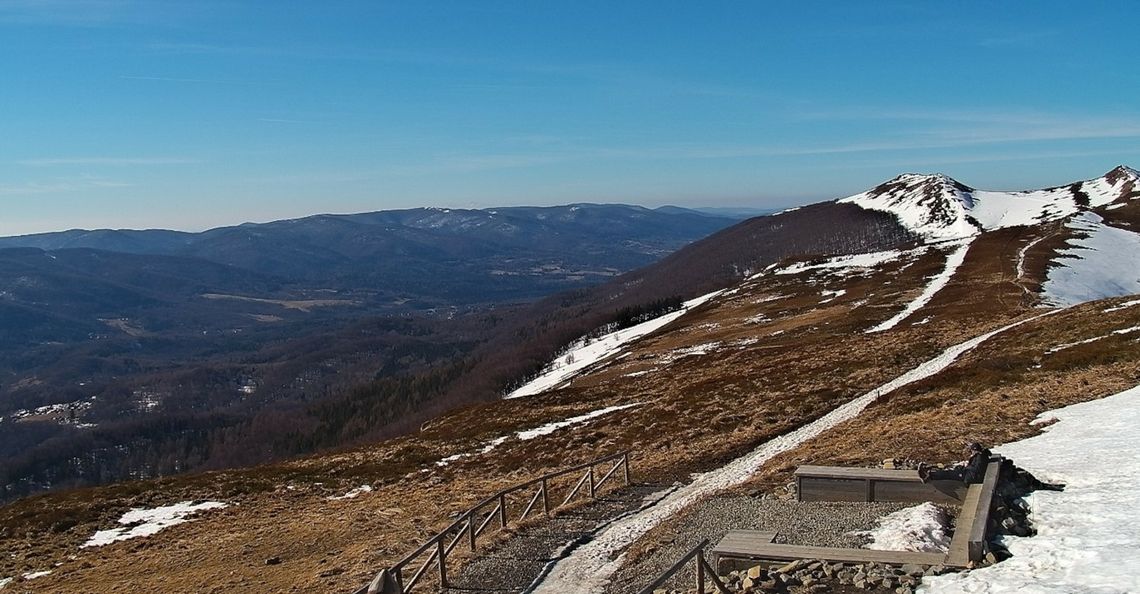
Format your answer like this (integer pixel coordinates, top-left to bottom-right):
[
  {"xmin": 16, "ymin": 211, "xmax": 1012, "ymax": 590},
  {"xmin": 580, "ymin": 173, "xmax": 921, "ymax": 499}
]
[{"xmin": 601, "ymin": 495, "xmax": 948, "ymax": 594}]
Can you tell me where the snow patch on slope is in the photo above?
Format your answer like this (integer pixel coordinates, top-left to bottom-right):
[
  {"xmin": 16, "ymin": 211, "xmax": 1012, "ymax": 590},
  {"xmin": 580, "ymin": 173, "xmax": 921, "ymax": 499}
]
[
  {"xmin": 328, "ymin": 485, "xmax": 373, "ymax": 500},
  {"xmin": 853, "ymin": 502, "xmax": 950, "ymax": 553},
  {"xmin": 527, "ymin": 313, "xmax": 1051, "ymax": 594},
  {"xmin": 506, "ymin": 290, "xmax": 723, "ymax": 399},
  {"xmin": 436, "ymin": 404, "xmax": 639, "ymax": 467},
  {"xmin": 922, "ymin": 384, "xmax": 1140, "ymax": 593},
  {"xmin": 773, "ymin": 248, "xmax": 910, "ymax": 277},
  {"xmin": 1040, "ymin": 212, "xmax": 1140, "ymax": 307},
  {"xmin": 516, "ymin": 403, "xmax": 641, "ymax": 440},
  {"xmin": 82, "ymin": 501, "xmax": 228, "ymax": 548}
]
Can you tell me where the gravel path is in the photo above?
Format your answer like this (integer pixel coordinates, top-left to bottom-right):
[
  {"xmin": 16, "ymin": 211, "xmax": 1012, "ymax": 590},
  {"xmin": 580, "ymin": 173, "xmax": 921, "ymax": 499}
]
[
  {"xmin": 443, "ymin": 482, "xmax": 673, "ymax": 593},
  {"xmin": 601, "ymin": 495, "xmax": 931, "ymax": 594}
]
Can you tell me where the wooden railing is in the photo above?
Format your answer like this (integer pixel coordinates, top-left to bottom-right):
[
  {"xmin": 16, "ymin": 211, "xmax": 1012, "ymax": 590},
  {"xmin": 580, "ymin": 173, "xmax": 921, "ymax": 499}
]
[
  {"xmin": 355, "ymin": 450, "xmax": 632, "ymax": 594},
  {"xmin": 636, "ymin": 539, "xmax": 731, "ymax": 594}
]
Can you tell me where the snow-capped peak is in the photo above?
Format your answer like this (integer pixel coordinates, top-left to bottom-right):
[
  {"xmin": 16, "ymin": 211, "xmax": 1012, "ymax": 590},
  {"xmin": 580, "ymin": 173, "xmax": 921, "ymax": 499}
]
[
  {"xmin": 841, "ymin": 167, "xmax": 1140, "ymax": 240},
  {"xmin": 839, "ymin": 173, "xmax": 979, "ymax": 240}
]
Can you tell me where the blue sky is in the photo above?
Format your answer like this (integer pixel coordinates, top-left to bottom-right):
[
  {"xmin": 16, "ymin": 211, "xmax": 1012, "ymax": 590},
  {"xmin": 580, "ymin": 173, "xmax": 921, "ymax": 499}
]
[{"xmin": 2, "ymin": 1, "xmax": 1139, "ymax": 235}]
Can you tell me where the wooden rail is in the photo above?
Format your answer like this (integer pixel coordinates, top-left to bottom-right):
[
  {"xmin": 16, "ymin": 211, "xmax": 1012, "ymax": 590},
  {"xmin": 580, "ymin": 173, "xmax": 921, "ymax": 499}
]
[
  {"xmin": 354, "ymin": 451, "xmax": 632, "ymax": 594},
  {"xmin": 636, "ymin": 539, "xmax": 731, "ymax": 594}
]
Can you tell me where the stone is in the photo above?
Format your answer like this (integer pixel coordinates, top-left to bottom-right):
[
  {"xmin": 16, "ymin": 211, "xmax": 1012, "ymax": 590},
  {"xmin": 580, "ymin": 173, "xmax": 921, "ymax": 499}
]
[
  {"xmin": 264, "ymin": 557, "xmax": 282, "ymax": 566},
  {"xmin": 741, "ymin": 577, "xmax": 757, "ymax": 589},
  {"xmin": 900, "ymin": 564, "xmax": 925, "ymax": 576},
  {"xmin": 747, "ymin": 566, "xmax": 765, "ymax": 579},
  {"xmin": 777, "ymin": 559, "xmax": 806, "ymax": 574},
  {"xmin": 899, "ymin": 575, "xmax": 918, "ymax": 587}
]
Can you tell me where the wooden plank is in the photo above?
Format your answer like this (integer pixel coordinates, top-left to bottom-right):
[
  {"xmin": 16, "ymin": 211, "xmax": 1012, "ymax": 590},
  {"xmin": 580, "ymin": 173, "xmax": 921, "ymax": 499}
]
[
  {"xmin": 969, "ymin": 462, "xmax": 1002, "ymax": 545},
  {"xmin": 872, "ymin": 479, "xmax": 967, "ymax": 504},
  {"xmin": 795, "ymin": 465, "xmax": 923, "ymax": 482},
  {"xmin": 713, "ymin": 542, "xmax": 946, "ymax": 567},
  {"xmin": 946, "ymin": 460, "xmax": 1003, "ymax": 567},
  {"xmin": 711, "ymin": 530, "xmax": 778, "ymax": 555},
  {"xmin": 798, "ymin": 477, "xmax": 869, "ymax": 502},
  {"xmin": 947, "ymin": 484, "xmax": 982, "ymax": 567}
]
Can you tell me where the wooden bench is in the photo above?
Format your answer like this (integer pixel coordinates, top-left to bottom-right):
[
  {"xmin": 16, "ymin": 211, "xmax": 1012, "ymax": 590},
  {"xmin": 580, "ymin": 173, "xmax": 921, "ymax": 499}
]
[
  {"xmin": 713, "ymin": 459, "xmax": 1005, "ymax": 572},
  {"xmin": 795, "ymin": 465, "xmax": 967, "ymax": 504}
]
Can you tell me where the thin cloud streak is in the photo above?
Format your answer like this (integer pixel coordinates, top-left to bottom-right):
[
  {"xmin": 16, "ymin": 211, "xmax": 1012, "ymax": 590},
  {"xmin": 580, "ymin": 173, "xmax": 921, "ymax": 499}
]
[
  {"xmin": 119, "ymin": 75, "xmax": 267, "ymax": 85},
  {"xmin": 18, "ymin": 157, "xmax": 198, "ymax": 166}
]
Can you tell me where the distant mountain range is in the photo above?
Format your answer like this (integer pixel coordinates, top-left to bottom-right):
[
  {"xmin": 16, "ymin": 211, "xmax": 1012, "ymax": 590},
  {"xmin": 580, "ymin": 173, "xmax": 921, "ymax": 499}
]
[{"xmin": 0, "ymin": 203, "xmax": 747, "ymax": 499}]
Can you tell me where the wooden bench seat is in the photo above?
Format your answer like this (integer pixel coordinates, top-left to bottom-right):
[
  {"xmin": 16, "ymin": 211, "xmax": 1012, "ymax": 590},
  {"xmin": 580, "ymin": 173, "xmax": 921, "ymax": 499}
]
[{"xmin": 795, "ymin": 465, "xmax": 969, "ymax": 504}]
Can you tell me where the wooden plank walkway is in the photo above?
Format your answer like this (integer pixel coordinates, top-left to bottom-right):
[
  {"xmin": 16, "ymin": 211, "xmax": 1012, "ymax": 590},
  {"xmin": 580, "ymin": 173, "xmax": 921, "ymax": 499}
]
[{"xmin": 710, "ymin": 530, "xmax": 946, "ymax": 570}]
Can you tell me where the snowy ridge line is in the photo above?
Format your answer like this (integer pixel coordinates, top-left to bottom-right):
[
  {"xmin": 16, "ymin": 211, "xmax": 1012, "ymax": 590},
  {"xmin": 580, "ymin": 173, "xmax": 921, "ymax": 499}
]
[
  {"xmin": 527, "ymin": 311, "xmax": 1057, "ymax": 594},
  {"xmin": 867, "ymin": 238, "xmax": 973, "ymax": 333},
  {"xmin": 505, "ymin": 289, "xmax": 724, "ymax": 399}
]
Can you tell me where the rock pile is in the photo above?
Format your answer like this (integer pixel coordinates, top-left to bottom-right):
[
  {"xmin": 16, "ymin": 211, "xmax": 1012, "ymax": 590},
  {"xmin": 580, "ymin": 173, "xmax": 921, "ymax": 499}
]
[{"xmin": 655, "ymin": 559, "xmax": 952, "ymax": 594}]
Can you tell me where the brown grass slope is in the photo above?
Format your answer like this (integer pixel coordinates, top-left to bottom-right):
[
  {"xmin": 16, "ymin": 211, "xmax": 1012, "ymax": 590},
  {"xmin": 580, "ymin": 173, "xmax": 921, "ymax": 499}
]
[{"xmin": 2, "ymin": 223, "xmax": 1139, "ymax": 593}]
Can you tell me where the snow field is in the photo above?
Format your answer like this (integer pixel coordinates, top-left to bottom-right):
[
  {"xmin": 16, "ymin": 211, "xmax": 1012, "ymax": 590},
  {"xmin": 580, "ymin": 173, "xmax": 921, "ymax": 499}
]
[
  {"xmin": 527, "ymin": 312, "xmax": 1052, "ymax": 594},
  {"xmin": 1041, "ymin": 212, "xmax": 1140, "ymax": 307},
  {"xmin": 922, "ymin": 384, "xmax": 1140, "ymax": 593}
]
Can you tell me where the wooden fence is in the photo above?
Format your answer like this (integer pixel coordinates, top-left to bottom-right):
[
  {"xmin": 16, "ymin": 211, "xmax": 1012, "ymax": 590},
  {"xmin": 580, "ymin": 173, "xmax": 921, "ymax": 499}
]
[
  {"xmin": 354, "ymin": 450, "xmax": 632, "ymax": 594},
  {"xmin": 635, "ymin": 539, "xmax": 731, "ymax": 594}
]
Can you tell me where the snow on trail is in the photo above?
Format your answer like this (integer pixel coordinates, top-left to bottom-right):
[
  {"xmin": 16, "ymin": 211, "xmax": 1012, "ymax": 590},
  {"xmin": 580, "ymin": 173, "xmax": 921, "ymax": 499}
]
[
  {"xmin": 1015, "ymin": 233, "xmax": 1050, "ymax": 282},
  {"xmin": 922, "ymin": 384, "xmax": 1140, "ymax": 593},
  {"xmin": 527, "ymin": 312, "xmax": 1053, "ymax": 594},
  {"xmin": 866, "ymin": 238, "xmax": 972, "ymax": 333},
  {"xmin": 506, "ymin": 290, "xmax": 723, "ymax": 399},
  {"xmin": 0, "ymin": 577, "xmax": 11, "ymax": 590}
]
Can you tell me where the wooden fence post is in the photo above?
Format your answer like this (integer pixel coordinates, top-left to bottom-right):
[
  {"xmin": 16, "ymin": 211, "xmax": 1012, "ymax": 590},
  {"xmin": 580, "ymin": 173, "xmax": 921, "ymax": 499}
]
[
  {"xmin": 623, "ymin": 452, "xmax": 631, "ymax": 485},
  {"xmin": 498, "ymin": 494, "xmax": 507, "ymax": 528},
  {"xmin": 541, "ymin": 478, "xmax": 550, "ymax": 515},
  {"xmin": 588, "ymin": 467, "xmax": 596, "ymax": 498},
  {"xmin": 436, "ymin": 539, "xmax": 448, "ymax": 588},
  {"xmin": 468, "ymin": 514, "xmax": 476, "ymax": 551}
]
